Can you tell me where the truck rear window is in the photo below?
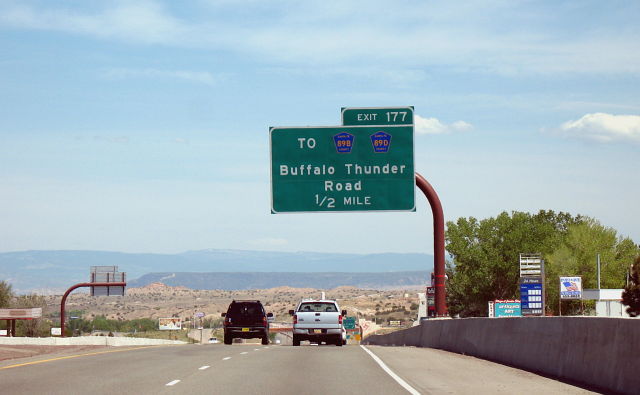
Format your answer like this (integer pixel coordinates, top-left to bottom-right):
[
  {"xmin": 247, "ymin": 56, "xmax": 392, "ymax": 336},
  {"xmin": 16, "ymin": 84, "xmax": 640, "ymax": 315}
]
[
  {"xmin": 227, "ymin": 303, "xmax": 263, "ymax": 317},
  {"xmin": 298, "ymin": 302, "xmax": 338, "ymax": 312}
]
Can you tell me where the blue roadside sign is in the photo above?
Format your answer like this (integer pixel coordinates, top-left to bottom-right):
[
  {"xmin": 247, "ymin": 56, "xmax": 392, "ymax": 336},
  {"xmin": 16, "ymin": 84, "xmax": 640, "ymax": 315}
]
[{"xmin": 520, "ymin": 277, "xmax": 544, "ymax": 316}]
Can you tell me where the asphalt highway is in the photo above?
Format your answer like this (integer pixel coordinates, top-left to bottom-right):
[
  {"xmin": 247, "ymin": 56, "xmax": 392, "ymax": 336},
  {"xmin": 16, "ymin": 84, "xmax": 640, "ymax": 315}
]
[{"xmin": 0, "ymin": 343, "xmax": 595, "ymax": 394}]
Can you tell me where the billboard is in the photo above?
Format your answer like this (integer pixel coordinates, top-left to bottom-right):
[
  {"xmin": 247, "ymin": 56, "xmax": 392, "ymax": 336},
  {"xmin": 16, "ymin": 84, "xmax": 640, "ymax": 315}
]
[
  {"xmin": 519, "ymin": 253, "xmax": 543, "ymax": 276},
  {"xmin": 493, "ymin": 300, "xmax": 522, "ymax": 317},
  {"xmin": 0, "ymin": 308, "xmax": 42, "ymax": 319},
  {"xmin": 159, "ymin": 318, "xmax": 182, "ymax": 330},
  {"xmin": 560, "ymin": 276, "xmax": 582, "ymax": 299},
  {"xmin": 90, "ymin": 266, "xmax": 126, "ymax": 296}
]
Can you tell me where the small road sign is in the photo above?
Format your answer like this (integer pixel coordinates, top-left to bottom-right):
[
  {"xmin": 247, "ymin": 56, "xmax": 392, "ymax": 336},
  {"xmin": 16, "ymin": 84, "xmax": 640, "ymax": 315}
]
[
  {"xmin": 270, "ymin": 125, "xmax": 415, "ymax": 213},
  {"xmin": 343, "ymin": 316, "xmax": 357, "ymax": 329},
  {"xmin": 342, "ymin": 106, "xmax": 414, "ymax": 126}
]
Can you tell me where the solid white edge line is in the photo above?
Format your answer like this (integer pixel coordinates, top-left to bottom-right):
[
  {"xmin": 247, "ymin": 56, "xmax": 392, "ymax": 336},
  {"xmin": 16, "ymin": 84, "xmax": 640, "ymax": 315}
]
[
  {"xmin": 165, "ymin": 380, "xmax": 181, "ymax": 386},
  {"xmin": 199, "ymin": 365, "xmax": 210, "ymax": 370},
  {"xmin": 360, "ymin": 345, "xmax": 420, "ymax": 395}
]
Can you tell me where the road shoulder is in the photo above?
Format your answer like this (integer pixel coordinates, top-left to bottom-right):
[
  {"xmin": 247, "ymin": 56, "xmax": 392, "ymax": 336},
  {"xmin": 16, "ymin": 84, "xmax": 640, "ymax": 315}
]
[{"xmin": 363, "ymin": 345, "xmax": 596, "ymax": 394}]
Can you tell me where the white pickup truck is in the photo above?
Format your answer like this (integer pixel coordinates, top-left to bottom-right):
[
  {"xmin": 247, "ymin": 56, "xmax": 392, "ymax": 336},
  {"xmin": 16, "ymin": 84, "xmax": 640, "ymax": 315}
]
[{"xmin": 289, "ymin": 299, "xmax": 347, "ymax": 346}]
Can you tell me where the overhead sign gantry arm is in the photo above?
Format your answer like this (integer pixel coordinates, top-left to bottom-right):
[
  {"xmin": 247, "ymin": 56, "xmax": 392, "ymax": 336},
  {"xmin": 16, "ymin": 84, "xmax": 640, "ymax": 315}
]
[
  {"xmin": 415, "ymin": 173, "xmax": 447, "ymax": 317},
  {"xmin": 60, "ymin": 266, "xmax": 126, "ymax": 337}
]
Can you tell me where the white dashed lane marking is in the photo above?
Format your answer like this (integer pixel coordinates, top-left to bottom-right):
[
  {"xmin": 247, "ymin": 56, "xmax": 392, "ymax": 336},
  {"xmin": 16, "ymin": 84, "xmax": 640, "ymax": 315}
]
[{"xmin": 167, "ymin": 346, "xmax": 275, "ymax": 389}]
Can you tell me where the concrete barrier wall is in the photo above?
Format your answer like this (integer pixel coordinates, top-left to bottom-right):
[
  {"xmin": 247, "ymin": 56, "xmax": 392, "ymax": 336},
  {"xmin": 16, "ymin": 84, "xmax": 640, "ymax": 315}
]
[
  {"xmin": 363, "ymin": 317, "xmax": 640, "ymax": 395},
  {"xmin": 0, "ymin": 336, "xmax": 186, "ymax": 346}
]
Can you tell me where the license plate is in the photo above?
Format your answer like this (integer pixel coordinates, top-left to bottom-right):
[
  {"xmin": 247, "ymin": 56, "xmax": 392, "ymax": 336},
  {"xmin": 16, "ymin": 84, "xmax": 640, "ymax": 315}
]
[
  {"xmin": 313, "ymin": 329, "xmax": 322, "ymax": 334},
  {"xmin": 242, "ymin": 328, "xmax": 250, "ymax": 332}
]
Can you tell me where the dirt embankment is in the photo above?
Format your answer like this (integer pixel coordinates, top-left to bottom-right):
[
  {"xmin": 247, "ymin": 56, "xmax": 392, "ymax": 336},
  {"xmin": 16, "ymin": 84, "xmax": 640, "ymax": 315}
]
[{"xmin": 0, "ymin": 345, "xmax": 107, "ymax": 362}]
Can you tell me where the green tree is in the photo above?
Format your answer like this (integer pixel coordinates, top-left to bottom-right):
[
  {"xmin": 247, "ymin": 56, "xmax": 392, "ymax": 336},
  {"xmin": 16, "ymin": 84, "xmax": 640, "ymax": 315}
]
[
  {"xmin": 546, "ymin": 220, "xmax": 639, "ymax": 315},
  {"xmin": 66, "ymin": 311, "xmax": 92, "ymax": 335},
  {"xmin": 92, "ymin": 315, "xmax": 118, "ymax": 332},
  {"xmin": 13, "ymin": 293, "xmax": 48, "ymax": 337},
  {"xmin": 445, "ymin": 210, "xmax": 581, "ymax": 317},
  {"xmin": 122, "ymin": 318, "xmax": 157, "ymax": 332},
  {"xmin": 0, "ymin": 280, "xmax": 14, "ymax": 307},
  {"xmin": 68, "ymin": 318, "xmax": 93, "ymax": 336},
  {"xmin": 621, "ymin": 256, "xmax": 640, "ymax": 317}
]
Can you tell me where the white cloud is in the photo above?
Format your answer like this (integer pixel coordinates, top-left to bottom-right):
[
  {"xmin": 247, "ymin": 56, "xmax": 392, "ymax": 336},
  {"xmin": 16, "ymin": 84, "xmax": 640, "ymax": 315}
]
[
  {"xmin": 0, "ymin": 1, "xmax": 638, "ymax": 74},
  {"xmin": 558, "ymin": 113, "xmax": 640, "ymax": 143},
  {"xmin": 263, "ymin": 66, "xmax": 427, "ymax": 85},
  {"xmin": 555, "ymin": 101, "xmax": 640, "ymax": 112},
  {"xmin": 0, "ymin": 1, "xmax": 185, "ymax": 45},
  {"xmin": 414, "ymin": 115, "xmax": 473, "ymax": 135},
  {"xmin": 102, "ymin": 68, "xmax": 217, "ymax": 86}
]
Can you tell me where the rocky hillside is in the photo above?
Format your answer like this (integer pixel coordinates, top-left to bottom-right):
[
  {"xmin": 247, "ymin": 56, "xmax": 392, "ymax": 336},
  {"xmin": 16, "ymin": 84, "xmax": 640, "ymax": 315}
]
[{"xmin": 47, "ymin": 283, "xmax": 423, "ymax": 325}]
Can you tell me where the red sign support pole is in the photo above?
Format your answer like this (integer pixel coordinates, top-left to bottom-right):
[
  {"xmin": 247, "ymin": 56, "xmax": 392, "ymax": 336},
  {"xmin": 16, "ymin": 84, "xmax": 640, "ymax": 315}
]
[
  {"xmin": 60, "ymin": 282, "xmax": 126, "ymax": 337},
  {"xmin": 415, "ymin": 173, "xmax": 447, "ymax": 317}
]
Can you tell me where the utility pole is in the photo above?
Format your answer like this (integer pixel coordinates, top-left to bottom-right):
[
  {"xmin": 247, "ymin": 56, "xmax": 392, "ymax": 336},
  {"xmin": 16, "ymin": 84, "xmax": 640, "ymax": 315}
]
[{"xmin": 597, "ymin": 254, "xmax": 601, "ymax": 289}]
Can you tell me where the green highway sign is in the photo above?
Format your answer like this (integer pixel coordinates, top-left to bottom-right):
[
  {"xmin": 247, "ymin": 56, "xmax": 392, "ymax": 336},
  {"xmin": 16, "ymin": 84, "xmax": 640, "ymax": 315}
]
[
  {"xmin": 270, "ymin": 125, "xmax": 415, "ymax": 213},
  {"xmin": 341, "ymin": 106, "xmax": 414, "ymax": 126},
  {"xmin": 343, "ymin": 316, "xmax": 357, "ymax": 329}
]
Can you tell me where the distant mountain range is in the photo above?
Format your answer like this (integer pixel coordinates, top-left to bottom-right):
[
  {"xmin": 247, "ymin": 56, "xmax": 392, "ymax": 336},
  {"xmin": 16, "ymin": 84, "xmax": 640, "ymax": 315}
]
[
  {"xmin": 129, "ymin": 271, "xmax": 430, "ymax": 290},
  {"xmin": 0, "ymin": 249, "xmax": 433, "ymax": 293}
]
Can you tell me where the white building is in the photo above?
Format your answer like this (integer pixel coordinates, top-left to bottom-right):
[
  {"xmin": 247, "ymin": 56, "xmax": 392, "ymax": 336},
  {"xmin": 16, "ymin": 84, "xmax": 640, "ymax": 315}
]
[{"xmin": 582, "ymin": 289, "xmax": 631, "ymax": 317}]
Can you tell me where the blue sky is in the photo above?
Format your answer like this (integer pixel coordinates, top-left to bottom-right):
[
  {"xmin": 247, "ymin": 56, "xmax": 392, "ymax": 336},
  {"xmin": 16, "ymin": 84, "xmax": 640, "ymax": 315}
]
[{"xmin": 1, "ymin": 0, "xmax": 639, "ymax": 255}]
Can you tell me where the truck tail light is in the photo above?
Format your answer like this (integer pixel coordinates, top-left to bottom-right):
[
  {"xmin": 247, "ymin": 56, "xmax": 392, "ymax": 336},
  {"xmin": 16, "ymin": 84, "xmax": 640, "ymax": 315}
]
[
  {"xmin": 338, "ymin": 314, "xmax": 343, "ymax": 324},
  {"xmin": 263, "ymin": 316, "xmax": 267, "ymax": 326},
  {"xmin": 293, "ymin": 314, "xmax": 298, "ymax": 325}
]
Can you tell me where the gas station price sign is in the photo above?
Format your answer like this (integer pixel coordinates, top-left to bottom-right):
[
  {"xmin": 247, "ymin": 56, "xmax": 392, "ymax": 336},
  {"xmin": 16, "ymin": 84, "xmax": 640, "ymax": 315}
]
[{"xmin": 270, "ymin": 125, "xmax": 415, "ymax": 213}]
